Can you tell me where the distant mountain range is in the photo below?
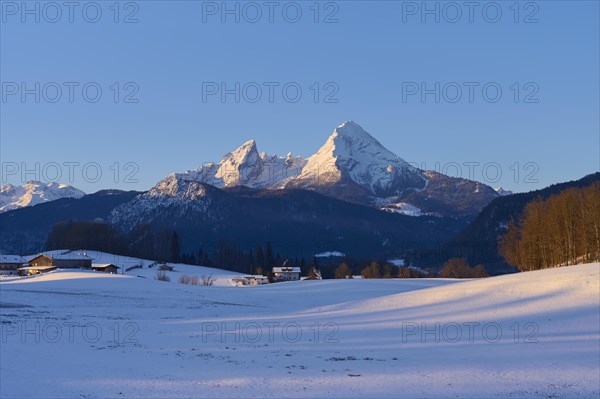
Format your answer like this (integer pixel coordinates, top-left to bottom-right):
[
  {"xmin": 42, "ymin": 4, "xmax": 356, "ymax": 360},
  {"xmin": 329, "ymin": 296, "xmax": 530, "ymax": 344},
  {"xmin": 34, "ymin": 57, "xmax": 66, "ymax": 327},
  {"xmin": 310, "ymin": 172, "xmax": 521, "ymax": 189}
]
[
  {"xmin": 1, "ymin": 122, "xmax": 499, "ymax": 219},
  {"xmin": 103, "ymin": 121, "xmax": 500, "ymax": 257},
  {"xmin": 121, "ymin": 121, "xmax": 499, "ymax": 220},
  {"xmin": 1, "ymin": 121, "xmax": 534, "ymax": 259},
  {"xmin": 0, "ymin": 181, "xmax": 85, "ymax": 213}
]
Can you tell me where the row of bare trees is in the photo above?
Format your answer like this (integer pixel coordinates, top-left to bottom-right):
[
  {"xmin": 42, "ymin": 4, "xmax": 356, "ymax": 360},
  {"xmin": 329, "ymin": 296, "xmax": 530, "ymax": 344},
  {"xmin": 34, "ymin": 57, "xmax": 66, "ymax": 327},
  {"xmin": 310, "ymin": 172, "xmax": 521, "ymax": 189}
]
[{"xmin": 499, "ymin": 183, "xmax": 600, "ymax": 271}]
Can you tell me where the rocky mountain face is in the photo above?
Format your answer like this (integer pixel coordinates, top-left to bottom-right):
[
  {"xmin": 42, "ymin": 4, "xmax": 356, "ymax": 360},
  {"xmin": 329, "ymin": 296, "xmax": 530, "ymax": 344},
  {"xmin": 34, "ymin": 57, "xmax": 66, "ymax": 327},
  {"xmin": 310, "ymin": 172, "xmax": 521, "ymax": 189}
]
[{"xmin": 170, "ymin": 139, "xmax": 306, "ymax": 190}]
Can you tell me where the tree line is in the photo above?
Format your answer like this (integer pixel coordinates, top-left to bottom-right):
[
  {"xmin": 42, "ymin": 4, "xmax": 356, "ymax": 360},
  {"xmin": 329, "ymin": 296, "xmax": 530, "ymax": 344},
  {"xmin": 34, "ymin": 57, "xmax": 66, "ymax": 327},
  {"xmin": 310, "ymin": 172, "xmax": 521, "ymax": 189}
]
[
  {"xmin": 499, "ymin": 182, "xmax": 600, "ymax": 271},
  {"xmin": 44, "ymin": 221, "xmax": 317, "ymax": 274},
  {"xmin": 336, "ymin": 258, "xmax": 487, "ymax": 279},
  {"xmin": 44, "ymin": 220, "xmax": 491, "ymax": 279}
]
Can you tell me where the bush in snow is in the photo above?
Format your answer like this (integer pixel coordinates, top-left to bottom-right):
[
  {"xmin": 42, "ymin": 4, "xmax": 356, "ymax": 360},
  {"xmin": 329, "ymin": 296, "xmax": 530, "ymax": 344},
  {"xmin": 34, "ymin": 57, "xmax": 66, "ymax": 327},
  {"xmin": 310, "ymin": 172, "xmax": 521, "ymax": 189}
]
[
  {"xmin": 201, "ymin": 275, "xmax": 215, "ymax": 286},
  {"xmin": 156, "ymin": 270, "xmax": 170, "ymax": 282},
  {"xmin": 179, "ymin": 274, "xmax": 210, "ymax": 286}
]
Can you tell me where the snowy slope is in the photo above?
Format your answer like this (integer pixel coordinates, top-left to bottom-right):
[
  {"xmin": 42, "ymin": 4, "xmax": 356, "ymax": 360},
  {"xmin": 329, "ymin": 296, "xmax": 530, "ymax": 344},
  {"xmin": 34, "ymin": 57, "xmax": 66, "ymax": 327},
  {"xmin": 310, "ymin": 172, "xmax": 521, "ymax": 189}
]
[
  {"xmin": 107, "ymin": 176, "xmax": 219, "ymax": 229},
  {"xmin": 1, "ymin": 262, "xmax": 598, "ymax": 398},
  {"xmin": 0, "ymin": 181, "xmax": 85, "ymax": 212},
  {"xmin": 380, "ymin": 202, "xmax": 422, "ymax": 216}
]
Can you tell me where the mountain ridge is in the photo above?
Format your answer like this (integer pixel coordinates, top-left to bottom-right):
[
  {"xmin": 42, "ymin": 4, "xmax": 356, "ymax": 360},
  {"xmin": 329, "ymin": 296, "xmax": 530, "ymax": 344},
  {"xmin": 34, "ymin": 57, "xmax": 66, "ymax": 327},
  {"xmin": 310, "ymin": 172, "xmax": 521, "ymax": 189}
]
[
  {"xmin": 0, "ymin": 181, "xmax": 85, "ymax": 213},
  {"xmin": 149, "ymin": 121, "xmax": 499, "ymax": 219}
]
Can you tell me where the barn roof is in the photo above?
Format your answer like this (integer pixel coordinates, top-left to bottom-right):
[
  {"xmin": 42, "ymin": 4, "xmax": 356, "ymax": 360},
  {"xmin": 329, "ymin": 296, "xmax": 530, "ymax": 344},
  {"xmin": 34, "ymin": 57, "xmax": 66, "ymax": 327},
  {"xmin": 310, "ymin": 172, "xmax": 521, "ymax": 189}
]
[{"xmin": 92, "ymin": 264, "xmax": 120, "ymax": 269}]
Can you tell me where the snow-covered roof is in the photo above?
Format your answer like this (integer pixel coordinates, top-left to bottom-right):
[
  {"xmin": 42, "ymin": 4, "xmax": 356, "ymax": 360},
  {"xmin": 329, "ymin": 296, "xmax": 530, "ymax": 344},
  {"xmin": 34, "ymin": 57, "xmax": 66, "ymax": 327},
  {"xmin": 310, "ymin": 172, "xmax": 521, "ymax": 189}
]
[
  {"xmin": 92, "ymin": 263, "xmax": 120, "ymax": 269},
  {"xmin": 273, "ymin": 267, "xmax": 301, "ymax": 273},
  {"xmin": 51, "ymin": 254, "xmax": 93, "ymax": 260},
  {"xmin": 0, "ymin": 255, "xmax": 25, "ymax": 264}
]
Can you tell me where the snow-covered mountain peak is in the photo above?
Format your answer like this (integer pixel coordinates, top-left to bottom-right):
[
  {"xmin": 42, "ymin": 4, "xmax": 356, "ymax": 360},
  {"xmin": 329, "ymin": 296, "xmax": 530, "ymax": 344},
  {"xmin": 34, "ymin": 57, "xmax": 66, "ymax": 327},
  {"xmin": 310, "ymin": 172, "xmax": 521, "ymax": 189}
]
[
  {"xmin": 153, "ymin": 140, "xmax": 307, "ymax": 192},
  {"xmin": 222, "ymin": 139, "xmax": 258, "ymax": 163},
  {"xmin": 291, "ymin": 121, "xmax": 426, "ymax": 196},
  {"xmin": 332, "ymin": 120, "xmax": 375, "ymax": 141},
  {"xmin": 0, "ymin": 180, "xmax": 85, "ymax": 213},
  {"xmin": 127, "ymin": 121, "xmax": 498, "ymax": 219},
  {"xmin": 215, "ymin": 139, "xmax": 263, "ymax": 187}
]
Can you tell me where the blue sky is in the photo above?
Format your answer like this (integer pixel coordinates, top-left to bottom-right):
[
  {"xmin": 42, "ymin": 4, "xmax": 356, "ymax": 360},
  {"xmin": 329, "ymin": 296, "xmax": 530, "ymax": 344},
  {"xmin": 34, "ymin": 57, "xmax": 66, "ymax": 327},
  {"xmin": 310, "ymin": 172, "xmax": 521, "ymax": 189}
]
[{"xmin": 1, "ymin": 0, "xmax": 598, "ymax": 194}]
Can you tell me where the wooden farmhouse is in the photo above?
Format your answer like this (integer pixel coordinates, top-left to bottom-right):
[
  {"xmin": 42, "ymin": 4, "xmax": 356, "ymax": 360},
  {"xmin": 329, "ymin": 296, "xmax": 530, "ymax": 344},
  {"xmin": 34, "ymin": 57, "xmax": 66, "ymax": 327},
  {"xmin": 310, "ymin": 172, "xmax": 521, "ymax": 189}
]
[{"xmin": 15, "ymin": 253, "xmax": 93, "ymax": 276}]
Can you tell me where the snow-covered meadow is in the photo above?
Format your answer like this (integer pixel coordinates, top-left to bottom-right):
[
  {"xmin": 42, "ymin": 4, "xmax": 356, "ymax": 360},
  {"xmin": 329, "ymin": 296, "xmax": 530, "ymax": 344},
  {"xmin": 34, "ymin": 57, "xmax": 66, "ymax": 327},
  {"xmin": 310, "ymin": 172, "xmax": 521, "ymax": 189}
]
[{"xmin": 1, "ymin": 258, "xmax": 598, "ymax": 398}]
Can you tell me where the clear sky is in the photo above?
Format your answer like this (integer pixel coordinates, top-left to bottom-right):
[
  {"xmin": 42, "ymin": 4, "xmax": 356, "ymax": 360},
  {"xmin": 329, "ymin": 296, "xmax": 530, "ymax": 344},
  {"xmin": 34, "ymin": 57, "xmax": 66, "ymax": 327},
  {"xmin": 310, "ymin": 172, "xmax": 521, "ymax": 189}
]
[{"xmin": 1, "ymin": 0, "xmax": 598, "ymax": 194}]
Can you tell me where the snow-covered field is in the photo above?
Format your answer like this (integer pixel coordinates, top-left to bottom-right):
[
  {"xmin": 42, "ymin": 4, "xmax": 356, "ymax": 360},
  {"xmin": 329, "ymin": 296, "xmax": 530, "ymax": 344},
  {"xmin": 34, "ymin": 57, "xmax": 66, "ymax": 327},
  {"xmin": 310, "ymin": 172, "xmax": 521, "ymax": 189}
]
[{"xmin": 1, "ymin": 261, "xmax": 598, "ymax": 398}]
